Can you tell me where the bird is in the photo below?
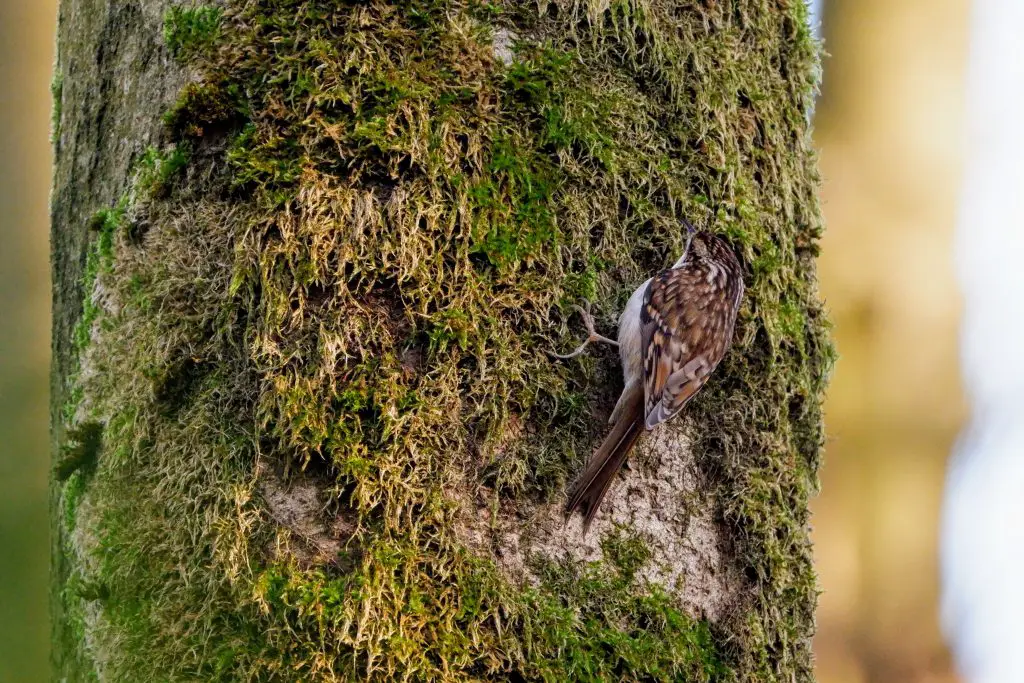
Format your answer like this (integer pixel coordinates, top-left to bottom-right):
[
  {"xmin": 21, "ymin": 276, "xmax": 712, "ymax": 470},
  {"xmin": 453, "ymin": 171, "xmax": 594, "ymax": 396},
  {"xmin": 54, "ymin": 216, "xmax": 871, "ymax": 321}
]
[{"xmin": 552, "ymin": 220, "xmax": 745, "ymax": 533}]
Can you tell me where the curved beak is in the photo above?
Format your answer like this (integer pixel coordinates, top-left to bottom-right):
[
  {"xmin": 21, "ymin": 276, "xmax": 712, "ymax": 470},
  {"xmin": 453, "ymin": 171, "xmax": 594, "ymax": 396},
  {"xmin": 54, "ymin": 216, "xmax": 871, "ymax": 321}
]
[
  {"xmin": 682, "ymin": 217, "xmax": 698, "ymax": 237},
  {"xmin": 679, "ymin": 217, "xmax": 697, "ymax": 265}
]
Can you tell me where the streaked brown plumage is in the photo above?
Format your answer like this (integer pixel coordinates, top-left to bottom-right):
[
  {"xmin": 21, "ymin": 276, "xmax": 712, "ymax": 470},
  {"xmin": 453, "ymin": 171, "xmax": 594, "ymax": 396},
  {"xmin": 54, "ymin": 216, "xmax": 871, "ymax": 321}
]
[{"xmin": 559, "ymin": 223, "xmax": 744, "ymax": 532}]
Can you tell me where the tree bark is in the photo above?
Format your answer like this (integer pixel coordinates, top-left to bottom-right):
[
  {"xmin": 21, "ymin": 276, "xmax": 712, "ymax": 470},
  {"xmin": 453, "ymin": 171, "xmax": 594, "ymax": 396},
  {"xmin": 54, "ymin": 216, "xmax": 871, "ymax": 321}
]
[{"xmin": 51, "ymin": 1, "xmax": 831, "ymax": 681}]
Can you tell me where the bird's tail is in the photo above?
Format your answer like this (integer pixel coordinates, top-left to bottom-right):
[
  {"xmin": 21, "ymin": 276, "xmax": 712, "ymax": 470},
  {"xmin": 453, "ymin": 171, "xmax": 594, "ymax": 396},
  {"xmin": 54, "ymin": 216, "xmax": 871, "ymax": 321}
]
[{"xmin": 565, "ymin": 386, "xmax": 644, "ymax": 534}]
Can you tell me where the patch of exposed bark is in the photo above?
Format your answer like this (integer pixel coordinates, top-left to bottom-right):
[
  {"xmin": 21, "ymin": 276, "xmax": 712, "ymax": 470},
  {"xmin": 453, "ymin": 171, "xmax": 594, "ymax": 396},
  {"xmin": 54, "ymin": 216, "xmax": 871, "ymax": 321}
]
[
  {"xmin": 257, "ymin": 459, "xmax": 356, "ymax": 568},
  {"xmin": 460, "ymin": 422, "xmax": 746, "ymax": 624}
]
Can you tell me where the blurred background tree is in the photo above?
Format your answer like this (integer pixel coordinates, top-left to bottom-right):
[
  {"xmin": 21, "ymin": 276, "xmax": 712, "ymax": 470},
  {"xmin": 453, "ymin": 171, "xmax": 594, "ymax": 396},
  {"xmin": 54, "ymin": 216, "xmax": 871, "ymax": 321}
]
[
  {"xmin": 0, "ymin": 0, "xmax": 971, "ymax": 681},
  {"xmin": 812, "ymin": 0, "xmax": 968, "ymax": 681},
  {"xmin": 0, "ymin": 2, "xmax": 58, "ymax": 682}
]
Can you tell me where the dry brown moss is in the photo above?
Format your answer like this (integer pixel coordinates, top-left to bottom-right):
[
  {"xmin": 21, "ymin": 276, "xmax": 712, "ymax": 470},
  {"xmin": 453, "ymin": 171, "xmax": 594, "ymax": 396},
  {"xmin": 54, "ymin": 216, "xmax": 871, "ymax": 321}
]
[{"xmin": 57, "ymin": 0, "xmax": 831, "ymax": 680}]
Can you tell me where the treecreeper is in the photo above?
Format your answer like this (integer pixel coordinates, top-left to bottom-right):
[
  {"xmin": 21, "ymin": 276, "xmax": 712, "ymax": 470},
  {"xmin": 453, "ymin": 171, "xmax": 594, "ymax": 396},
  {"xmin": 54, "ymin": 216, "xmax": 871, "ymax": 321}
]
[{"xmin": 553, "ymin": 220, "xmax": 745, "ymax": 532}]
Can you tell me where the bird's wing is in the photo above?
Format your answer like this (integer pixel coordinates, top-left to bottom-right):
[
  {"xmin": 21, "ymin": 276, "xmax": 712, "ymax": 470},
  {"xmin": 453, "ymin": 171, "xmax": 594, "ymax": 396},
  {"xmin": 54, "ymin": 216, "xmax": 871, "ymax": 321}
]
[{"xmin": 640, "ymin": 266, "xmax": 732, "ymax": 430}]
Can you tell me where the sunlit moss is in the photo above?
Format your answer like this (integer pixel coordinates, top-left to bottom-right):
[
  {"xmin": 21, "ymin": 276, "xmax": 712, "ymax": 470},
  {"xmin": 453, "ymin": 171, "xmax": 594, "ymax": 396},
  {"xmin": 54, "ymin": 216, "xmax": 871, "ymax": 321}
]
[{"xmin": 163, "ymin": 5, "xmax": 223, "ymax": 61}]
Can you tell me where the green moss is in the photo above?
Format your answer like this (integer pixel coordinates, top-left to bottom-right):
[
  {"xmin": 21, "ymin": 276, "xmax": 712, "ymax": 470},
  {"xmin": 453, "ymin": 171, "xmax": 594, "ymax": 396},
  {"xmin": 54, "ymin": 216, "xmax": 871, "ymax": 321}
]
[
  {"xmin": 164, "ymin": 82, "xmax": 244, "ymax": 139},
  {"xmin": 225, "ymin": 124, "xmax": 303, "ymax": 191},
  {"xmin": 63, "ymin": 0, "xmax": 831, "ymax": 680},
  {"xmin": 242, "ymin": 545, "xmax": 725, "ymax": 682},
  {"xmin": 73, "ymin": 200, "xmax": 124, "ymax": 353},
  {"xmin": 135, "ymin": 145, "xmax": 190, "ymax": 197},
  {"xmin": 55, "ymin": 421, "xmax": 103, "ymax": 482},
  {"xmin": 58, "ymin": 136, "xmax": 203, "ymax": 682},
  {"xmin": 61, "ymin": 471, "xmax": 87, "ymax": 538},
  {"xmin": 164, "ymin": 5, "xmax": 223, "ymax": 61},
  {"xmin": 51, "ymin": 72, "xmax": 63, "ymax": 144},
  {"xmin": 600, "ymin": 525, "xmax": 654, "ymax": 584},
  {"xmin": 60, "ymin": 572, "xmax": 100, "ymax": 683},
  {"xmin": 527, "ymin": 553, "xmax": 728, "ymax": 681},
  {"xmin": 57, "ymin": 421, "xmax": 110, "ymax": 681}
]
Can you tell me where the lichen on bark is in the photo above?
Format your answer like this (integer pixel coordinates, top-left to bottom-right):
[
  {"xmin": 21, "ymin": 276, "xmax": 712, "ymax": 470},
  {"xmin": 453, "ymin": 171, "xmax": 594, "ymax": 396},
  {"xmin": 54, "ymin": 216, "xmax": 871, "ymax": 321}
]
[{"xmin": 52, "ymin": 1, "xmax": 832, "ymax": 681}]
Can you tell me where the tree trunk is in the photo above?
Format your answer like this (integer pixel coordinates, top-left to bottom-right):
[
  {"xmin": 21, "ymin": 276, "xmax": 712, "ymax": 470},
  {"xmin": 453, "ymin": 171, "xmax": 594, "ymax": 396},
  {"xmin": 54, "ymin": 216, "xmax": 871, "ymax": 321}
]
[{"xmin": 51, "ymin": 1, "xmax": 831, "ymax": 681}]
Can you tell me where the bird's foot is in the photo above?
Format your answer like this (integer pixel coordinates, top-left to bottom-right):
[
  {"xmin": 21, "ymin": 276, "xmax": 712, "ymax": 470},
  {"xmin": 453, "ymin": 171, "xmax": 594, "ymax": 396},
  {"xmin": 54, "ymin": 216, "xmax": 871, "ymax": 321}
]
[{"xmin": 549, "ymin": 301, "xmax": 620, "ymax": 360}]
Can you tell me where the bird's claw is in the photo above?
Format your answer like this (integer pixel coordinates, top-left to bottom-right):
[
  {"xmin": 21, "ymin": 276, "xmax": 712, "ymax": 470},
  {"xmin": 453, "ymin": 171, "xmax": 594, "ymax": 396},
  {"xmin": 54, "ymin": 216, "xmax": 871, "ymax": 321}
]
[{"xmin": 548, "ymin": 300, "xmax": 620, "ymax": 360}]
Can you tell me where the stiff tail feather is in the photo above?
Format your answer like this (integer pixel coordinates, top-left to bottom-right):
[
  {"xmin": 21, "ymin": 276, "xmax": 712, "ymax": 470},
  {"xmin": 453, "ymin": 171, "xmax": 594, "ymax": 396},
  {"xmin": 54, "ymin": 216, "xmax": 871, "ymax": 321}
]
[{"xmin": 565, "ymin": 387, "xmax": 644, "ymax": 534}]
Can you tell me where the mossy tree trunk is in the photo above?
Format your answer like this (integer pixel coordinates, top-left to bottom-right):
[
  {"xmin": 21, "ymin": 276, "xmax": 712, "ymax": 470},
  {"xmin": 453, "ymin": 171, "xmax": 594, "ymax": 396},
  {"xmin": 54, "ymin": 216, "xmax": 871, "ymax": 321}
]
[{"xmin": 51, "ymin": 1, "xmax": 831, "ymax": 681}]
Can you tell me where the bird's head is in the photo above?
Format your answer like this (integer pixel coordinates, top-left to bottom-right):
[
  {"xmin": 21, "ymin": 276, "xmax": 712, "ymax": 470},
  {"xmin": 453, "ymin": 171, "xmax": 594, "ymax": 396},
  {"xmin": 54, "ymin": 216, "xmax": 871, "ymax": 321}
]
[{"xmin": 674, "ymin": 218, "xmax": 741, "ymax": 273}]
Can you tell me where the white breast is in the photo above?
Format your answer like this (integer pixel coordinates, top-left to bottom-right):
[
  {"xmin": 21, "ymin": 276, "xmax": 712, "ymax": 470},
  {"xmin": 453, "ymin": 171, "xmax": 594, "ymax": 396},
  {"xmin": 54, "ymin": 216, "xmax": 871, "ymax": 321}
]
[{"xmin": 618, "ymin": 278, "xmax": 650, "ymax": 387}]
